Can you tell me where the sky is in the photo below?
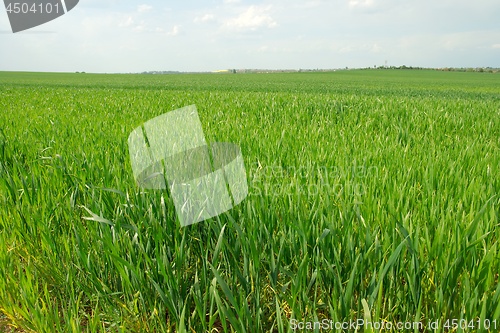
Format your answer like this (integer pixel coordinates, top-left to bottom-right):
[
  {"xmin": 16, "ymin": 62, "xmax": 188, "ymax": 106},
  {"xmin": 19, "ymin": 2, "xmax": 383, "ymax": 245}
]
[{"xmin": 1, "ymin": 0, "xmax": 499, "ymax": 73}]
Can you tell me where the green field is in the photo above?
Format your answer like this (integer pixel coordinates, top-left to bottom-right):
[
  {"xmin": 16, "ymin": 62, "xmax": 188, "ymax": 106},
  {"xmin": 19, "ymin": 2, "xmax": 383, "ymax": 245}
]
[{"xmin": 0, "ymin": 70, "xmax": 499, "ymax": 332}]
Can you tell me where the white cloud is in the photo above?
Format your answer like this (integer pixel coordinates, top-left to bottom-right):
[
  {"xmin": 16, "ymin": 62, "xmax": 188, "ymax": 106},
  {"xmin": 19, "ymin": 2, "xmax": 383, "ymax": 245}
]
[
  {"xmin": 168, "ymin": 25, "xmax": 181, "ymax": 36},
  {"xmin": 119, "ymin": 16, "xmax": 134, "ymax": 28},
  {"xmin": 335, "ymin": 42, "xmax": 382, "ymax": 54},
  {"xmin": 137, "ymin": 4, "xmax": 153, "ymax": 13},
  {"xmin": 492, "ymin": 44, "xmax": 500, "ymax": 49},
  {"xmin": 133, "ymin": 22, "xmax": 146, "ymax": 32},
  {"xmin": 371, "ymin": 43, "xmax": 382, "ymax": 53},
  {"xmin": 297, "ymin": 0, "xmax": 329, "ymax": 9},
  {"xmin": 194, "ymin": 14, "xmax": 215, "ymax": 23},
  {"xmin": 348, "ymin": 0, "xmax": 375, "ymax": 8},
  {"xmin": 131, "ymin": 22, "xmax": 180, "ymax": 35},
  {"xmin": 224, "ymin": 5, "xmax": 278, "ymax": 32},
  {"xmin": 223, "ymin": 0, "xmax": 241, "ymax": 3}
]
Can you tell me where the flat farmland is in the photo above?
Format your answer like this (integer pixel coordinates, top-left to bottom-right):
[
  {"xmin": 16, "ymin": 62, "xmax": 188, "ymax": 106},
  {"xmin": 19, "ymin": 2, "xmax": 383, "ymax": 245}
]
[{"xmin": 0, "ymin": 70, "xmax": 499, "ymax": 332}]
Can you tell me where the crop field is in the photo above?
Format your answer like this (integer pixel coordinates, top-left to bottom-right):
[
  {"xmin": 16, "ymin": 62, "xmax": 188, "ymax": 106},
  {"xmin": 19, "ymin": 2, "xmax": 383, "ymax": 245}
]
[{"xmin": 0, "ymin": 70, "xmax": 499, "ymax": 332}]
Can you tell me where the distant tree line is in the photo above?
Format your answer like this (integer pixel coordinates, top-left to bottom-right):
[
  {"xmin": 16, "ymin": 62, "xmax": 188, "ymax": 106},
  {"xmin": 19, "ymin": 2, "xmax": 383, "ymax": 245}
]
[
  {"xmin": 367, "ymin": 65, "xmax": 499, "ymax": 73},
  {"xmin": 436, "ymin": 67, "xmax": 499, "ymax": 73},
  {"xmin": 131, "ymin": 67, "xmax": 499, "ymax": 75}
]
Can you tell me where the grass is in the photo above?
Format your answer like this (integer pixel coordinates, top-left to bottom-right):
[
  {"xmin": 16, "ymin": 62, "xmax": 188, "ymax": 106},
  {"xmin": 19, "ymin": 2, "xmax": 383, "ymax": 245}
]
[{"xmin": 0, "ymin": 69, "xmax": 499, "ymax": 332}]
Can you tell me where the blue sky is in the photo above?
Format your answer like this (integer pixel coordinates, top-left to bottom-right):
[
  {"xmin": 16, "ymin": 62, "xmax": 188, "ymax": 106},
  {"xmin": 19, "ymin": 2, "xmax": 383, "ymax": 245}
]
[{"xmin": 1, "ymin": 0, "xmax": 499, "ymax": 72}]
